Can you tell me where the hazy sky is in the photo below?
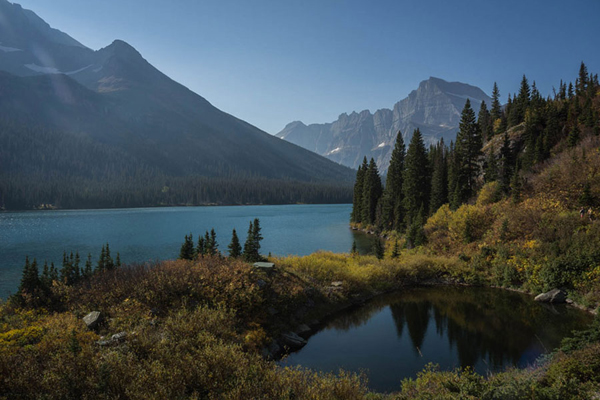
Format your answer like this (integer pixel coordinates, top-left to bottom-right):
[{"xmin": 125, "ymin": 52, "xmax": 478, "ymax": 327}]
[{"xmin": 14, "ymin": 0, "xmax": 600, "ymax": 134}]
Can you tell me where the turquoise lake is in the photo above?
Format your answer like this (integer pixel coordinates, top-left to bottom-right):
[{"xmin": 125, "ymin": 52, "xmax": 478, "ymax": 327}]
[{"xmin": 0, "ymin": 204, "xmax": 372, "ymax": 298}]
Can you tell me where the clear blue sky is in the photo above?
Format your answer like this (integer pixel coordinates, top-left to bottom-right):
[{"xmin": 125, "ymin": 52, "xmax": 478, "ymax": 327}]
[{"xmin": 14, "ymin": 0, "xmax": 600, "ymax": 134}]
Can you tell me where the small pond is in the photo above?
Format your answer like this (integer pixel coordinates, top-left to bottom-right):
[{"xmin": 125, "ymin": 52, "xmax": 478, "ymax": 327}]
[{"xmin": 280, "ymin": 286, "xmax": 593, "ymax": 393}]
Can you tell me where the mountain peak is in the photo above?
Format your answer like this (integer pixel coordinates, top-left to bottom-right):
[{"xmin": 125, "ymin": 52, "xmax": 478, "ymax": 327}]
[{"xmin": 105, "ymin": 40, "xmax": 142, "ymax": 58}]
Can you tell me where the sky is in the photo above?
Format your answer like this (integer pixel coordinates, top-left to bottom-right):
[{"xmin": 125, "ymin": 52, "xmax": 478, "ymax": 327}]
[{"xmin": 13, "ymin": 0, "xmax": 600, "ymax": 134}]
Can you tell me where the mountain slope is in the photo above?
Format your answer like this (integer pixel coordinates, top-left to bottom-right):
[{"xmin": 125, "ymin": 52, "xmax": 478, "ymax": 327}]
[
  {"xmin": 0, "ymin": 0, "xmax": 356, "ymax": 209},
  {"xmin": 277, "ymin": 77, "xmax": 492, "ymax": 171}
]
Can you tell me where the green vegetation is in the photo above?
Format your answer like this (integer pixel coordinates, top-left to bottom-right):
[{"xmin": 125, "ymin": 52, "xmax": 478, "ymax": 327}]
[{"xmin": 2, "ymin": 63, "xmax": 600, "ymax": 399}]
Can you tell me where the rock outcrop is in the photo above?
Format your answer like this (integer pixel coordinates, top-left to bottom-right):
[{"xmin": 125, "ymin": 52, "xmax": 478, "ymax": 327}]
[{"xmin": 534, "ymin": 289, "xmax": 568, "ymax": 303}]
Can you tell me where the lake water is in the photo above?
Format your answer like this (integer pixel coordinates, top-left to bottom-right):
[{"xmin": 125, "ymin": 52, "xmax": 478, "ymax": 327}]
[
  {"xmin": 280, "ymin": 286, "xmax": 593, "ymax": 393},
  {"xmin": 0, "ymin": 204, "xmax": 372, "ymax": 299}
]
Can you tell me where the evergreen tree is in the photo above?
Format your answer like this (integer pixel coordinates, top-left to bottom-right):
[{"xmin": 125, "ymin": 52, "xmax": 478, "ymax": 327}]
[
  {"xmin": 361, "ymin": 158, "xmax": 383, "ymax": 226},
  {"xmin": 403, "ymin": 129, "xmax": 430, "ymax": 226},
  {"xmin": 97, "ymin": 244, "xmax": 106, "ymax": 272},
  {"xmin": 453, "ymin": 99, "xmax": 483, "ymax": 205},
  {"xmin": 60, "ymin": 251, "xmax": 77, "ymax": 285},
  {"xmin": 243, "ymin": 219, "xmax": 263, "ymax": 262},
  {"xmin": 84, "ymin": 253, "xmax": 93, "ymax": 278},
  {"xmin": 568, "ymin": 124, "xmax": 581, "ymax": 147},
  {"xmin": 351, "ymin": 241, "xmax": 358, "ymax": 256},
  {"xmin": 40, "ymin": 261, "xmax": 51, "ymax": 289},
  {"xmin": 209, "ymin": 228, "xmax": 218, "ymax": 256},
  {"xmin": 491, "ymin": 82, "xmax": 502, "ymax": 126},
  {"xmin": 104, "ymin": 243, "xmax": 115, "ymax": 270},
  {"xmin": 381, "ymin": 132, "xmax": 406, "ymax": 231},
  {"xmin": 429, "ymin": 139, "xmax": 448, "ymax": 214},
  {"xmin": 49, "ymin": 262, "xmax": 58, "ymax": 283},
  {"xmin": 391, "ymin": 240, "xmax": 400, "ymax": 258},
  {"xmin": 228, "ymin": 229, "xmax": 242, "ymax": 258},
  {"xmin": 351, "ymin": 157, "xmax": 368, "ymax": 223},
  {"xmin": 372, "ymin": 237, "xmax": 384, "ymax": 260},
  {"xmin": 478, "ymin": 100, "xmax": 492, "ymax": 140},
  {"xmin": 18, "ymin": 256, "xmax": 40, "ymax": 296},
  {"xmin": 568, "ymin": 82, "xmax": 574, "ymax": 99},
  {"xmin": 115, "ymin": 253, "xmax": 121, "ymax": 268},
  {"xmin": 204, "ymin": 231, "xmax": 212, "ymax": 255},
  {"xmin": 406, "ymin": 207, "xmax": 426, "ymax": 248},
  {"xmin": 514, "ymin": 75, "xmax": 531, "ymax": 124},
  {"xmin": 576, "ymin": 62, "xmax": 588, "ymax": 97},
  {"xmin": 252, "ymin": 218, "xmax": 263, "ymax": 254},
  {"xmin": 179, "ymin": 234, "xmax": 195, "ymax": 260},
  {"xmin": 196, "ymin": 236, "xmax": 205, "ymax": 258}
]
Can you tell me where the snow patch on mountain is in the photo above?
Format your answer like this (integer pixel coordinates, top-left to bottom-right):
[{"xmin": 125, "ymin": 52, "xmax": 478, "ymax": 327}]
[
  {"xmin": 0, "ymin": 43, "xmax": 23, "ymax": 52},
  {"xmin": 24, "ymin": 63, "xmax": 93, "ymax": 75},
  {"xmin": 25, "ymin": 64, "xmax": 61, "ymax": 74},
  {"xmin": 326, "ymin": 147, "xmax": 342, "ymax": 155}
]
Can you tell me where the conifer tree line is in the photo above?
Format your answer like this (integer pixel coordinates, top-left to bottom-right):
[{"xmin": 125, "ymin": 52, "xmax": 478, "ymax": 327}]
[
  {"xmin": 351, "ymin": 63, "xmax": 600, "ymax": 246},
  {"xmin": 15, "ymin": 244, "xmax": 121, "ymax": 308},
  {"xmin": 178, "ymin": 218, "xmax": 265, "ymax": 263}
]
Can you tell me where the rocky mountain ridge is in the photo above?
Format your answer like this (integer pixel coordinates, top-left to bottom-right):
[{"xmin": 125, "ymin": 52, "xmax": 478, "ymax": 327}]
[{"xmin": 277, "ymin": 77, "xmax": 492, "ymax": 171}]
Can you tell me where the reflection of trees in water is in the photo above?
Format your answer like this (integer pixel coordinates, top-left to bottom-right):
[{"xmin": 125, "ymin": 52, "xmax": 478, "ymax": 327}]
[{"xmin": 326, "ymin": 287, "xmax": 592, "ymax": 371}]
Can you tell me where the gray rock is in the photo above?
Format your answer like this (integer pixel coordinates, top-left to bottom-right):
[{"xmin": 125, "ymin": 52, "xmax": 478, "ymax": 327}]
[
  {"xmin": 534, "ymin": 289, "xmax": 568, "ymax": 303},
  {"xmin": 296, "ymin": 324, "xmax": 311, "ymax": 338},
  {"xmin": 331, "ymin": 281, "xmax": 343, "ymax": 287},
  {"xmin": 281, "ymin": 332, "xmax": 307, "ymax": 349},
  {"xmin": 257, "ymin": 279, "xmax": 267, "ymax": 289},
  {"xmin": 111, "ymin": 332, "xmax": 128, "ymax": 342},
  {"xmin": 97, "ymin": 331, "xmax": 128, "ymax": 346},
  {"xmin": 83, "ymin": 311, "xmax": 103, "ymax": 330}
]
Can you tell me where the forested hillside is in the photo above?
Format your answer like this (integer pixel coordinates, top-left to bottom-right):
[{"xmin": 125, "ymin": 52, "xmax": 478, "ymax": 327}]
[
  {"xmin": 0, "ymin": 118, "xmax": 352, "ymax": 209},
  {"xmin": 0, "ymin": 2, "xmax": 357, "ymax": 210},
  {"xmin": 353, "ymin": 62, "xmax": 600, "ymax": 300}
]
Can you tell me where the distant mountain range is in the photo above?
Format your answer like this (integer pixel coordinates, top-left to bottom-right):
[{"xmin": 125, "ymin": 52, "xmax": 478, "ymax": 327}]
[
  {"xmin": 0, "ymin": 0, "xmax": 356, "ymax": 209},
  {"xmin": 276, "ymin": 77, "xmax": 492, "ymax": 171}
]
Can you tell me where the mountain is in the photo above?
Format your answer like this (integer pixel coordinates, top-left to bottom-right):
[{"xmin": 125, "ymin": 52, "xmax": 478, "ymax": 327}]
[
  {"xmin": 0, "ymin": 0, "xmax": 356, "ymax": 209},
  {"xmin": 276, "ymin": 77, "xmax": 492, "ymax": 171}
]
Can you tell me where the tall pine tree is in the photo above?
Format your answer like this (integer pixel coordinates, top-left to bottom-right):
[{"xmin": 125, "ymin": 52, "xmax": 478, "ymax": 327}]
[
  {"xmin": 228, "ymin": 229, "xmax": 242, "ymax": 258},
  {"xmin": 361, "ymin": 158, "xmax": 383, "ymax": 226},
  {"xmin": 452, "ymin": 99, "xmax": 483, "ymax": 206},
  {"xmin": 403, "ymin": 129, "xmax": 430, "ymax": 226},
  {"xmin": 351, "ymin": 157, "xmax": 368, "ymax": 223},
  {"xmin": 429, "ymin": 139, "xmax": 448, "ymax": 214},
  {"xmin": 381, "ymin": 131, "xmax": 406, "ymax": 231}
]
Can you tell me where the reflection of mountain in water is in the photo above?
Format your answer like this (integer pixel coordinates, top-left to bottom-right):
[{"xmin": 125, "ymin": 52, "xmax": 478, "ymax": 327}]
[{"xmin": 325, "ymin": 286, "xmax": 591, "ymax": 371}]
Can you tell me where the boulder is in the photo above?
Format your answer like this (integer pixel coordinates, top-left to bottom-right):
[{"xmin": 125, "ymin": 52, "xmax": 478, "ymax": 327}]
[
  {"xmin": 97, "ymin": 331, "xmax": 128, "ymax": 347},
  {"xmin": 83, "ymin": 311, "xmax": 103, "ymax": 330},
  {"xmin": 331, "ymin": 281, "xmax": 343, "ymax": 287},
  {"xmin": 111, "ymin": 332, "xmax": 128, "ymax": 342},
  {"xmin": 296, "ymin": 324, "xmax": 311, "ymax": 338},
  {"xmin": 534, "ymin": 289, "xmax": 567, "ymax": 303},
  {"xmin": 281, "ymin": 332, "xmax": 307, "ymax": 349}
]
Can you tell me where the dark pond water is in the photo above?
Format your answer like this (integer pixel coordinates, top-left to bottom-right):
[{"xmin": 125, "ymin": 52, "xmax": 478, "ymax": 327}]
[
  {"xmin": 0, "ymin": 204, "xmax": 373, "ymax": 298},
  {"xmin": 280, "ymin": 286, "xmax": 593, "ymax": 393}
]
